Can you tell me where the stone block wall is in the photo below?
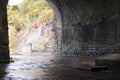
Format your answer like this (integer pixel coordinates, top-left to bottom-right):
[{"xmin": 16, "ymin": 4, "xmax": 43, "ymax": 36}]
[
  {"xmin": 48, "ymin": 0, "xmax": 120, "ymax": 56},
  {"xmin": 0, "ymin": 0, "xmax": 10, "ymax": 60},
  {"xmin": 0, "ymin": 0, "xmax": 120, "ymax": 59}
]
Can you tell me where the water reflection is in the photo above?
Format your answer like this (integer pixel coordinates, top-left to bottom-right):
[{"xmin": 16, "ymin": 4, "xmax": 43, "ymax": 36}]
[
  {"xmin": 0, "ymin": 63, "xmax": 9, "ymax": 80},
  {"xmin": 0, "ymin": 54, "xmax": 120, "ymax": 80}
]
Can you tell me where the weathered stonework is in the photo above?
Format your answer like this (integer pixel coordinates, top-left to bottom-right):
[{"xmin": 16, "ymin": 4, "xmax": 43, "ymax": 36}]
[
  {"xmin": 0, "ymin": 0, "xmax": 10, "ymax": 61},
  {"xmin": 0, "ymin": 0, "xmax": 120, "ymax": 59},
  {"xmin": 48, "ymin": 0, "xmax": 120, "ymax": 56}
]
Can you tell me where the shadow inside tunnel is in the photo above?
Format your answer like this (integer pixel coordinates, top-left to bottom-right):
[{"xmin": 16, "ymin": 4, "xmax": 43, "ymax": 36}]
[{"xmin": 0, "ymin": 63, "xmax": 9, "ymax": 80}]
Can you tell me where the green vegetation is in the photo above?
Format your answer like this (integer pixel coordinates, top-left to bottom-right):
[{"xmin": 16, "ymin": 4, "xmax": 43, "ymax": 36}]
[
  {"xmin": 8, "ymin": 0, "xmax": 50, "ymax": 29},
  {"xmin": 36, "ymin": 40, "xmax": 47, "ymax": 46},
  {"xmin": 7, "ymin": 0, "xmax": 53, "ymax": 51},
  {"xmin": 18, "ymin": 0, "xmax": 49, "ymax": 21}
]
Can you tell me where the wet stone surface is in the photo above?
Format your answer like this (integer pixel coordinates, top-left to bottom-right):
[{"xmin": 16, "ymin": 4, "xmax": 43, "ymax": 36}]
[{"xmin": 0, "ymin": 52, "xmax": 120, "ymax": 80}]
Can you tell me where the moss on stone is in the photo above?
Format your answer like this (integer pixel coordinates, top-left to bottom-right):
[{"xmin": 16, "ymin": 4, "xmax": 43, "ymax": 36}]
[{"xmin": 65, "ymin": 37, "xmax": 72, "ymax": 45}]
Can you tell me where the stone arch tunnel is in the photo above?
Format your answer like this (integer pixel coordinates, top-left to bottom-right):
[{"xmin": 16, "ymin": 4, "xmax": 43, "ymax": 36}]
[{"xmin": 0, "ymin": 0, "xmax": 120, "ymax": 61}]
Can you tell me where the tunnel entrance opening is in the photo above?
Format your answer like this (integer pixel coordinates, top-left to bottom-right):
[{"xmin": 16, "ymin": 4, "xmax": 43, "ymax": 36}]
[
  {"xmin": 6, "ymin": 0, "xmax": 120, "ymax": 59},
  {"xmin": 1, "ymin": 0, "xmax": 120, "ymax": 79},
  {"xmin": 7, "ymin": 0, "xmax": 60, "ymax": 56}
]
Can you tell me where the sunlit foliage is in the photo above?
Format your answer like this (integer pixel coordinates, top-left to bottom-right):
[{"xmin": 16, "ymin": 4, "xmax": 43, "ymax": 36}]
[
  {"xmin": 7, "ymin": 0, "xmax": 53, "ymax": 51},
  {"xmin": 34, "ymin": 9, "xmax": 53, "ymax": 25},
  {"xmin": 18, "ymin": 0, "xmax": 49, "ymax": 21},
  {"xmin": 8, "ymin": 26, "xmax": 17, "ymax": 51},
  {"xmin": 8, "ymin": 0, "xmax": 51, "ymax": 30}
]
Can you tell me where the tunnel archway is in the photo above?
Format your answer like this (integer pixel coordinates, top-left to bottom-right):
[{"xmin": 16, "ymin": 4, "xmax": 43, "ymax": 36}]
[
  {"xmin": 48, "ymin": 0, "xmax": 120, "ymax": 56},
  {"xmin": 0, "ymin": 0, "xmax": 120, "ymax": 61}
]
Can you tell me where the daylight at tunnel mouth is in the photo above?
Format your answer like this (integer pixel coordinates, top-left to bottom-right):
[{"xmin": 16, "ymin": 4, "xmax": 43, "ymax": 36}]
[
  {"xmin": 0, "ymin": 0, "xmax": 120, "ymax": 80},
  {"xmin": 8, "ymin": 0, "xmax": 58, "ymax": 56}
]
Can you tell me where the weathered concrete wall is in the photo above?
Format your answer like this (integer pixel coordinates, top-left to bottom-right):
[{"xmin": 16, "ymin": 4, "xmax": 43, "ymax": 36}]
[
  {"xmin": 0, "ymin": 0, "xmax": 10, "ymax": 60},
  {"xmin": 48, "ymin": 0, "xmax": 120, "ymax": 56}
]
